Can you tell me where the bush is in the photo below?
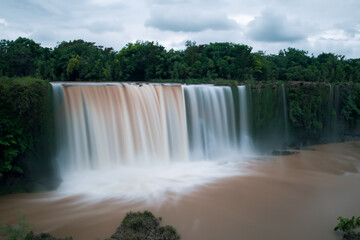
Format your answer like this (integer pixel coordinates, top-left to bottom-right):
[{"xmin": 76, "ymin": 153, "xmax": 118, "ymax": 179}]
[
  {"xmin": 334, "ymin": 216, "xmax": 360, "ymax": 240},
  {"xmin": 108, "ymin": 210, "xmax": 180, "ymax": 240}
]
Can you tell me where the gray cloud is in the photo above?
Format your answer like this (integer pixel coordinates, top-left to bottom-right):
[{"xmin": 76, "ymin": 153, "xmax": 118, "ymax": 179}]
[
  {"xmin": 334, "ymin": 22, "xmax": 360, "ymax": 38},
  {"xmin": 145, "ymin": 10, "xmax": 239, "ymax": 32},
  {"xmin": 1, "ymin": 0, "xmax": 360, "ymax": 57},
  {"xmin": 85, "ymin": 21, "xmax": 124, "ymax": 34},
  {"xmin": 148, "ymin": 0, "xmax": 185, "ymax": 5},
  {"xmin": 247, "ymin": 10, "xmax": 307, "ymax": 42},
  {"xmin": 30, "ymin": 29, "xmax": 59, "ymax": 44}
]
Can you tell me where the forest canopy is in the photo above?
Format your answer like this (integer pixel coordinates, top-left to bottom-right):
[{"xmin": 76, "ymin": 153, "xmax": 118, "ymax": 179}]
[{"xmin": 1, "ymin": 37, "xmax": 360, "ymax": 83}]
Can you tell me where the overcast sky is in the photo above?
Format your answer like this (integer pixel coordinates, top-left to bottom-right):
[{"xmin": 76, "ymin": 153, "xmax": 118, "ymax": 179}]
[{"xmin": 1, "ymin": 0, "xmax": 360, "ymax": 58}]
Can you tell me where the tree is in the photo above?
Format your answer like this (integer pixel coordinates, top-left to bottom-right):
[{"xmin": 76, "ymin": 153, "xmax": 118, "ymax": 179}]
[
  {"xmin": 0, "ymin": 38, "xmax": 42, "ymax": 77},
  {"xmin": 66, "ymin": 55, "xmax": 81, "ymax": 80},
  {"xmin": 117, "ymin": 41, "xmax": 167, "ymax": 81}
]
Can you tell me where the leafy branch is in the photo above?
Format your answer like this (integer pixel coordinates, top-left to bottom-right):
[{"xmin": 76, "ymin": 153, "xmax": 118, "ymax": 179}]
[{"xmin": 334, "ymin": 216, "xmax": 360, "ymax": 240}]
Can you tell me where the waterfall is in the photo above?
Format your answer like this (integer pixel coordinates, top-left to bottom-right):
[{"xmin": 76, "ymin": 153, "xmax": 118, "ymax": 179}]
[
  {"xmin": 52, "ymin": 83, "xmax": 250, "ymax": 200},
  {"xmin": 52, "ymin": 83, "xmax": 253, "ymax": 173},
  {"xmin": 327, "ymin": 85, "xmax": 334, "ymax": 138},
  {"xmin": 238, "ymin": 86, "xmax": 253, "ymax": 154},
  {"xmin": 281, "ymin": 84, "xmax": 289, "ymax": 142},
  {"xmin": 52, "ymin": 83, "xmax": 189, "ymax": 173},
  {"xmin": 334, "ymin": 85, "xmax": 340, "ymax": 138},
  {"xmin": 183, "ymin": 85, "xmax": 237, "ymax": 159}
]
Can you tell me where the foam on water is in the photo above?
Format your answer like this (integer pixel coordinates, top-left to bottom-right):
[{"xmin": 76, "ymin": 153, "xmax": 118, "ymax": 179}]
[{"xmin": 55, "ymin": 160, "xmax": 251, "ymax": 203}]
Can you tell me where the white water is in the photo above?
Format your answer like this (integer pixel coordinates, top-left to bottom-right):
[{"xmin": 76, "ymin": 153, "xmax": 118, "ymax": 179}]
[
  {"xmin": 184, "ymin": 85, "xmax": 237, "ymax": 159},
  {"xmin": 238, "ymin": 86, "xmax": 253, "ymax": 154},
  {"xmin": 52, "ymin": 83, "xmax": 254, "ymax": 201}
]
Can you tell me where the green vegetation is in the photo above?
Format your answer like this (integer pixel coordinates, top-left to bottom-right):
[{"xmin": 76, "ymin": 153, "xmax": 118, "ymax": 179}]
[
  {"xmin": 109, "ymin": 210, "xmax": 180, "ymax": 240},
  {"xmin": 1, "ymin": 38, "xmax": 360, "ymax": 83},
  {"xmin": 287, "ymin": 85, "xmax": 327, "ymax": 141},
  {"xmin": 248, "ymin": 83, "xmax": 360, "ymax": 150},
  {"xmin": 1, "ymin": 211, "xmax": 179, "ymax": 240},
  {"xmin": 0, "ymin": 37, "xmax": 360, "ymax": 192},
  {"xmin": 334, "ymin": 216, "xmax": 360, "ymax": 240},
  {"xmin": 0, "ymin": 77, "xmax": 55, "ymax": 194},
  {"xmin": 1, "ymin": 213, "xmax": 32, "ymax": 240},
  {"xmin": 1, "ymin": 212, "xmax": 73, "ymax": 240}
]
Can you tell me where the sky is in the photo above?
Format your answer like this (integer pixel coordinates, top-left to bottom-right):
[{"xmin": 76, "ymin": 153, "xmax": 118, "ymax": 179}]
[{"xmin": 0, "ymin": 0, "xmax": 360, "ymax": 58}]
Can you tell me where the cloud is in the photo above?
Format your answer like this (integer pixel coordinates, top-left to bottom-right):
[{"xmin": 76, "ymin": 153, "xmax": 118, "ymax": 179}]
[
  {"xmin": 145, "ymin": 10, "xmax": 239, "ymax": 32},
  {"xmin": 148, "ymin": 0, "xmax": 185, "ymax": 5},
  {"xmin": 1, "ymin": 0, "xmax": 360, "ymax": 58},
  {"xmin": 85, "ymin": 21, "xmax": 123, "ymax": 34},
  {"xmin": 30, "ymin": 29, "xmax": 58, "ymax": 42},
  {"xmin": 334, "ymin": 22, "xmax": 360, "ymax": 38},
  {"xmin": 89, "ymin": 0, "xmax": 123, "ymax": 7},
  {"xmin": 247, "ymin": 10, "xmax": 307, "ymax": 42},
  {"xmin": 0, "ymin": 18, "xmax": 8, "ymax": 27}
]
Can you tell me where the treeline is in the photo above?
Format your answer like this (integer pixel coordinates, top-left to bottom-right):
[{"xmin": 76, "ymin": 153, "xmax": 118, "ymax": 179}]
[{"xmin": 1, "ymin": 37, "xmax": 360, "ymax": 82}]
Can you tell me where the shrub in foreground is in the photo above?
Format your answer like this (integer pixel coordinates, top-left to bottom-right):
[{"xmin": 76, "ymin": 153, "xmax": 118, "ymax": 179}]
[{"xmin": 334, "ymin": 216, "xmax": 360, "ymax": 240}]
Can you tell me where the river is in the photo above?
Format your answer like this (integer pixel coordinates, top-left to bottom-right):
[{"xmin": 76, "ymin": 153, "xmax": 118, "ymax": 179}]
[{"xmin": 1, "ymin": 141, "xmax": 359, "ymax": 240}]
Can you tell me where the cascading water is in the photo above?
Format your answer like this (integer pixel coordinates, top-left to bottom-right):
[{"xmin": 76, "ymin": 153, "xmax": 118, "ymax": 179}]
[
  {"xmin": 334, "ymin": 85, "xmax": 340, "ymax": 137},
  {"xmin": 183, "ymin": 85, "xmax": 237, "ymax": 159},
  {"xmin": 281, "ymin": 84, "xmax": 289, "ymax": 142},
  {"xmin": 238, "ymin": 86, "xmax": 253, "ymax": 154},
  {"xmin": 327, "ymin": 85, "xmax": 334, "ymax": 138},
  {"xmin": 53, "ymin": 83, "xmax": 189, "ymax": 170},
  {"xmin": 51, "ymin": 83, "xmax": 253, "ymax": 201}
]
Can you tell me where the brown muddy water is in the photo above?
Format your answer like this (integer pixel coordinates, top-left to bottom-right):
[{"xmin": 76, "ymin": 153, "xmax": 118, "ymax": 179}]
[{"xmin": 1, "ymin": 141, "xmax": 360, "ymax": 240}]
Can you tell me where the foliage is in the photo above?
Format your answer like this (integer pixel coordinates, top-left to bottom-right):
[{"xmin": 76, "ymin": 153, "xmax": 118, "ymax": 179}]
[
  {"xmin": 1, "ymin": 211, "xmax": 177, "ymax": 240},
  {"xmin": 214, "ymin": 79, "xmax": 239, "ymax": 87},
  {"xmin": 1, "ymin": 213, "xmax": 72, "ymax": 240},
  {"xmin": 1, "ymin": 213, "xmax": 32, "ymax": 240},
  {"xmin": 109, "ymin": 210, "xmax": 180, "ymax": 240},
  {"xmin": 287, "ymin": 85, "xmax": 327, "ymax": 142},
  {"xmin": 334, "ymin": 216, "xmax": 360, "ymax": 240},
  {"xmin": 25, "ymin": 232, "xmax": 73, "ymax": 240},
  {"xmin": 0, "ymin": 77, "xmax": 51, "ymax": 185},
  {"xmin": 1, "ymin": 37, "xmax": 359, "ymax": 82},
  {"xmin": 341, "ymin": 86, "xmax": 360, "ymax": 122},
  {"xmin": 117, "ymin": 41, "xmax": 167, "ymax": 81}
]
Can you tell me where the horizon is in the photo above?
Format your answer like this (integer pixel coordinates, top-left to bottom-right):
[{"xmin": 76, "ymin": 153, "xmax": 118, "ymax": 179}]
[
  {"xmin": 1, "ymin": 0, "xmax": 359, "ymax": 58},
  {"xmin": 4, "ymin": 36, "xmax": 360, "ymax": 60}
]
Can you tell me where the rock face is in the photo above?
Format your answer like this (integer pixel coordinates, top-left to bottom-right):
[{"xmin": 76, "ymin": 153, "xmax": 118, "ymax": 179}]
[{"xmin": 106, "ymin": 211, "xmax": 180, "ymax": 240}]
